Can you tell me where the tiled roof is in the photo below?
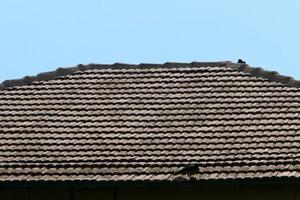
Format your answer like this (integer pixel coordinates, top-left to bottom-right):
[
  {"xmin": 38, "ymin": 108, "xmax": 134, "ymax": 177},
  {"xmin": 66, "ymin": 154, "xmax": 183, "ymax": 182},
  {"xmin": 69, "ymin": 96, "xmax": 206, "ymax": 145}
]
[{"xmin": 0, "ymin": 61, "xmax": 300, "ymax": 184}]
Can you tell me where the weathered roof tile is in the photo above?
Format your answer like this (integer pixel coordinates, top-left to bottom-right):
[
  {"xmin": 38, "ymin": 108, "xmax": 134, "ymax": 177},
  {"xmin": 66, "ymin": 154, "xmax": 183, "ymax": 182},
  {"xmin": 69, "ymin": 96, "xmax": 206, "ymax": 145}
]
[{"xmin": 0, "ymin": 62, "xmax": 299, "ymax": 183}]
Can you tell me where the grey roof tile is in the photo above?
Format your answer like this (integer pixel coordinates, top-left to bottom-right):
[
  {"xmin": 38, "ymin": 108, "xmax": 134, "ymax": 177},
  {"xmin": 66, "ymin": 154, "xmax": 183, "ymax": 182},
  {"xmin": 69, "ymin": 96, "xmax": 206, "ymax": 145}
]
[{"xmin": 0, "ymin": 62, "xmax": 299, "ymax": 183}]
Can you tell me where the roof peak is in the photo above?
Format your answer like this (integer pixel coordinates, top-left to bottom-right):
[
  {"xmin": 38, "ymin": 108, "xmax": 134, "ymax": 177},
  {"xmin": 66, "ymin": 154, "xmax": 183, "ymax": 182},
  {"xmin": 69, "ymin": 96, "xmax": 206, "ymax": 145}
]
[{"xmin": 0, "ymin": 61, "xmax": 299, "ymax": 90}]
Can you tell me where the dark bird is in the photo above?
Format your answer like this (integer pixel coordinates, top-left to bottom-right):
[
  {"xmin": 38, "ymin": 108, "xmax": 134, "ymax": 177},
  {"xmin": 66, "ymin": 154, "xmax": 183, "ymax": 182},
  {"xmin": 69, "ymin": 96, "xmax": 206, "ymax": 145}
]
[
  {"xmin": 238, "ymin": 59, "xmax": 246, "ymax": 64},
  {"xmin": 178, "ymin": 163, "xmax": 199, "ymax": 177}
]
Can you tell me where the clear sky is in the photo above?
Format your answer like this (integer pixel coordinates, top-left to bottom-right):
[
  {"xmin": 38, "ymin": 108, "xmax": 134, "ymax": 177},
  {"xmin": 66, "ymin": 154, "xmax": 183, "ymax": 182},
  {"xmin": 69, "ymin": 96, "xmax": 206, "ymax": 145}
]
[{"xmin": 0, "ymin": 0, "xmax": 300, "ymax": 82}]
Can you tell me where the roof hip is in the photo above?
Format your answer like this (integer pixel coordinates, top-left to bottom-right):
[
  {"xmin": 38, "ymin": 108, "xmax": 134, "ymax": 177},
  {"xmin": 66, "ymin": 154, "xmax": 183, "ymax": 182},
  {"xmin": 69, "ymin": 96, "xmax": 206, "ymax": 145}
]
[{"xmin": 1, "ymin": 61, "xmax": 299, "ymax": 90}]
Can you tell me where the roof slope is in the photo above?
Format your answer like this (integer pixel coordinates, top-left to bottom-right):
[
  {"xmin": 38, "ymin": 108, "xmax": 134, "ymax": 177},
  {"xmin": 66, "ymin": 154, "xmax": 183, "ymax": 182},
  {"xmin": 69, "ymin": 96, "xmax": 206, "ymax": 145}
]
[{"xmin": 0, "ymin": 61, "xmax": 300, "ymax": 184}]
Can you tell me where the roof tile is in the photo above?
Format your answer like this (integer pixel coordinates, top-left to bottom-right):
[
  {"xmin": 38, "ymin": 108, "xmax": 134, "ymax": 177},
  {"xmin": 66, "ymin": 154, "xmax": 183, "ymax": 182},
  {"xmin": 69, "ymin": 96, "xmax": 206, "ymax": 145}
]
[{"xmin": 0, "ymin": 62, "xmax": 299, "ymax": 183}]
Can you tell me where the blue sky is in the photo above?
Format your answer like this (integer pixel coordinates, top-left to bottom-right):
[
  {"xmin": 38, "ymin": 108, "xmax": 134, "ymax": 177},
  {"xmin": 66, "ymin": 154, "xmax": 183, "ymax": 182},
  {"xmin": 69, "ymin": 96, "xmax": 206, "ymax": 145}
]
[{"xmin": 0, "ymin": 0, "xmax": 300, "ymax": 82}]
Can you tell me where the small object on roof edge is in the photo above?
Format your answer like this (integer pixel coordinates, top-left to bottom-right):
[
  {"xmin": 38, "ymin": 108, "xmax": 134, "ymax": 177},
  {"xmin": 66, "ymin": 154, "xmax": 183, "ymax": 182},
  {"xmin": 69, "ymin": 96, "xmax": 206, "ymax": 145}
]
[
  {"xmin": 178, "ymin": 163, "xmax": 199, "ymax": 176},
  {"xmin": 238, "ymin": 59, "xmax": 246, "ymax": 64}
]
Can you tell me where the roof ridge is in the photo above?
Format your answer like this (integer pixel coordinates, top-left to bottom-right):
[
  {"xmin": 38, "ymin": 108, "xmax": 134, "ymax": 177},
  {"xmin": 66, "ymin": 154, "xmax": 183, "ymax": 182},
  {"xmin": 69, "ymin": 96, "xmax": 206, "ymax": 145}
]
[
  {"xmin": 225, "ymin": 63, "xmax": 300, "ymax": 88},
  {"xmin": 0, "ymin": 61, "xmax": 299, "ymax": 90},
  {"xmin": 0, "ymin": 61, "xmax": 229, "ymax": 90}
]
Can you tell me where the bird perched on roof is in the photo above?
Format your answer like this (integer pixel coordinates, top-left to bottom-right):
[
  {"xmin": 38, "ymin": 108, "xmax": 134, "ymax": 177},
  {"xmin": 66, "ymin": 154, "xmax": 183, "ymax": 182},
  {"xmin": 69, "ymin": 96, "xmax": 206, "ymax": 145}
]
[
  {"xmin": 178, "ymin": 163, "xmax": 199, "ymax": 177},
  {"xmin": 238, "ymin": 59, "xmax": 246, "ymax": 64}
]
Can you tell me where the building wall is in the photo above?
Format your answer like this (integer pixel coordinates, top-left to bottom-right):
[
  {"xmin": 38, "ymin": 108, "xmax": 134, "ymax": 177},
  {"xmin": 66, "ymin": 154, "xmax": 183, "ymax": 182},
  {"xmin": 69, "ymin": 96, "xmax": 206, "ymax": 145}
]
[{"xmin": 0, "ymin": 183, "xmax": 299, "ymax": 200}]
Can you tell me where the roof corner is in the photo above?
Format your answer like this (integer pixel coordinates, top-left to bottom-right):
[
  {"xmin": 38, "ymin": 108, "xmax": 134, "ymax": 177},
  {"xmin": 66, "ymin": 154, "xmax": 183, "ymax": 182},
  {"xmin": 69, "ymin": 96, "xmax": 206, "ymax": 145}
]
[{"xmin": 225, "ymin": 62, "xmax": 300, "ymax": 88}]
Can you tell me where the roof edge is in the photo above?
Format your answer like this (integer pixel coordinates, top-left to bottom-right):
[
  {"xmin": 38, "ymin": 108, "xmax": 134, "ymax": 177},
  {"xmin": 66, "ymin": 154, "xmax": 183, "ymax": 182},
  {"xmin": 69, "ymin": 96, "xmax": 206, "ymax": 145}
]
[
  {"xmin": 0, "ymin": 176, "xmax": 299, "ymax": 188},
  {"xmin": 0, "ymin": 61, "xmax": 229, "ymax": 90},
  {"xmin": 226, "ymin": 63, "xmax": 300, "ymax": 88},
  {"xmin": 1, "ymin": 61, "xmax": 299, "ymax": 90}
]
